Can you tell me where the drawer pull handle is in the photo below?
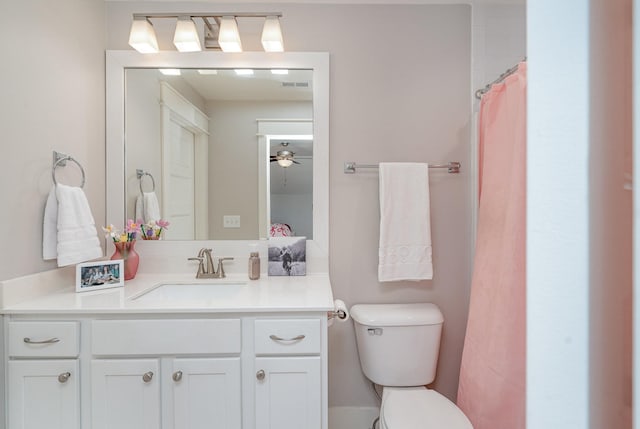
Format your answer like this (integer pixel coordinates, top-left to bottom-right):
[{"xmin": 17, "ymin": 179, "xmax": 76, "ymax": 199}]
[
  {"xmin": 23, "ymin": 337, "xmax": 60, "ymax": 345},
  {"xmin": 142, "ymin": 371, "xmax": 154, "ymax": 383},
  {"xmin": 172, "ymin": 371, "xmax": 183, "ymax": 382},
  {"xmin": 269, "ymin": 334, "xmax": 306, "ymax": 342},
  {"xmin": 256, "ymin": 370, "xmax": 265, "ymax": 381},
  {"xmin": 58, "ymin": 372, "xmax": 71, "ymax": 383}
]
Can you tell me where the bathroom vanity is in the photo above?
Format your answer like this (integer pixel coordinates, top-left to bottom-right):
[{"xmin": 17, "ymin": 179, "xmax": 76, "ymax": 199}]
[
  {"xmin": 0, "ymin": 49, "xmax": 333, "ymax": 429},
  {"xmin": 0, "ymin": 271, "xmax": 334, "ymax": 429}
]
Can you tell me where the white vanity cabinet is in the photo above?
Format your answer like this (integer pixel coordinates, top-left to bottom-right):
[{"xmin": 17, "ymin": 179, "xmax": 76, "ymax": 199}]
[
  {"xmin": 3, "ymin": 314, "xmax": 327, "ymax": 429},
  {"xmin": 253, "ymin": 319, "xmax": 323, "ymax": 429},
  {"xmin": 6, "ymin": 321, "xmax": 81, "ymax": 429},
  {"xmin": 91, "ymin": 359, "xmax": 161, "ymax": 429},
  {"xmin": 90, "ymin": 318, "xmax": 242, "ymax": 429}
]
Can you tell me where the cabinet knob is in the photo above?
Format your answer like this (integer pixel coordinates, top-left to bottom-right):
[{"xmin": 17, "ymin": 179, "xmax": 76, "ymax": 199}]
[
  {"xmin": 172, "ymin": 371, "xmax": 183, "ymax": 382},
  {"xmin": 58, "ymin": 372, "xmax": 71, "ymax": 383},
  {"xmin": 256, "ymin": 370, "xmax": 266, "ymax": 381},
  {"xmin": 142, "ymin": 371, "xmax": 154, "ymax": 383}
]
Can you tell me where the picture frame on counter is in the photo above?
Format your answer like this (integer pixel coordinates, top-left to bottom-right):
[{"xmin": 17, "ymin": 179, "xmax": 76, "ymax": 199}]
[
  {"xmin": 268, "ymin": 236, "xmax": 307, "ymax": 276},
  {"xmin": 76, "ymin": 260, "xmax": 125, "ymax": 292}
]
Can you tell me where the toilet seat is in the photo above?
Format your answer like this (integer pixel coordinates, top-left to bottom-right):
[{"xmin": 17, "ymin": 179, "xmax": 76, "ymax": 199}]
[{"xmin": 381, "ymin": 387, "xmax": 473, "ymax": 429}]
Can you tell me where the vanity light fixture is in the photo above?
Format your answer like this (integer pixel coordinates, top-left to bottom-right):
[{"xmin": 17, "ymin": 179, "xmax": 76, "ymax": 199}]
[
  {"xmin": 234, "ymin": 69, "xmax": 254, "ymax": 76},
  {"xmin": 173, "ymin": 16, "xmax": 201, "ymax": 52},
  {"xmin": 271, "ymin": 69, "xmax": 289, "ymax": 75},
  {"xmin": 128, "ymin": 13, "xmax": 284, "ymax": 54},
  {"xmin": 128, "ymin": 17, "xmax": 159, "ymax": 53}
]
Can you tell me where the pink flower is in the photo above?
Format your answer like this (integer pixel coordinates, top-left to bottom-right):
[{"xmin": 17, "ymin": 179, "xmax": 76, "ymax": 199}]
[{"xmin": 156, "ymin": 219, "xmax": 170, "ymax": 228}]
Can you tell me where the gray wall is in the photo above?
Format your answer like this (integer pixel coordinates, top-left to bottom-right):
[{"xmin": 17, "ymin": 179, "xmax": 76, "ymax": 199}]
[
  {"xmin": 0, "ymin": 0, "xmax": 106, "ymax": 280},
  {"xmin": 114, "ymin": 2, "xmax": 473, "ymax": 405},
  {"xmin": 2, "ymin": 0, "xmax": 476, "ymax": 410}
]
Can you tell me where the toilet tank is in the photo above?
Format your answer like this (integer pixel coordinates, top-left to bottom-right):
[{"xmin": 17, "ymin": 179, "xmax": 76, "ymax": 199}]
[{"xmin": 351, "ymin": 303, "xmax": 444, "ymax": 387}]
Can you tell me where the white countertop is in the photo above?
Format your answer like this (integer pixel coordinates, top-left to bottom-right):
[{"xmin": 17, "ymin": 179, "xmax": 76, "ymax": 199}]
[{"xmin": 0, "ymin": 270, "xmax": 334, "ymax": 315}]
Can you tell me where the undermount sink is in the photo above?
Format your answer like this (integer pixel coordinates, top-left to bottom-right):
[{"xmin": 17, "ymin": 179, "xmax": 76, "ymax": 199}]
[{"xmin": 131, "ymin": 282, "xmax": 247, "ymax": 302}]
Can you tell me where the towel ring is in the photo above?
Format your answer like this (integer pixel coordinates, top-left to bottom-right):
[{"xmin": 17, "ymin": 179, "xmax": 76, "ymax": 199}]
[
  {"xmin": 52, "ymin": 152, "xmax": 86, "ymax": 188},
  {"xmin": 136, "ymin": 169, "xmax": 156, "ymax": 193}
]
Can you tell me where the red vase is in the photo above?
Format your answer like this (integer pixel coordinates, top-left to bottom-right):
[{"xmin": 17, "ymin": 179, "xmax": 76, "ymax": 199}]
[{"xmin": 110, "ymin": 241, "xmax": 140, "ymax": 280}]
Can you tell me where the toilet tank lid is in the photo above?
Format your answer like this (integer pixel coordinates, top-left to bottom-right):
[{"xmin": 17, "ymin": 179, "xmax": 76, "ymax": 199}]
[{"xmin": 350, "ymin": 303, "xmax": 443, "ymax": 327}]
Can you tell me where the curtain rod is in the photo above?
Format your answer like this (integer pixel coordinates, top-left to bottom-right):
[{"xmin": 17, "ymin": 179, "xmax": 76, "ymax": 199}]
[{"xmin": 475, "ymin": 58, "xmax": 527, "ymax": 100}]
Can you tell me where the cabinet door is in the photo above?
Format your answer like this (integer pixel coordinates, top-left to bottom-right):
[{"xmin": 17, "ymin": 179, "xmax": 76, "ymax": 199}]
[
  {"xmin": 171, "ymin": 358, "xmax": 241, "ymax": 429},
  {"xmin": 91, "ymin": 359, "xmax": 161, "ymax": 429},
  {"xmin": 255, "ymin": 357, "xmax": 321, "ymax": 429},
  {"xmin": 8, "ymin": 360, "xmax": 79, "ymax": 429}
]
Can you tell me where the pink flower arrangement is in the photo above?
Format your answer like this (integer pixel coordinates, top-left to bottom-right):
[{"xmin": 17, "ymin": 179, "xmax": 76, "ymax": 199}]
[
  {"xmin": 140, "ymin": 219, "xmax": 170, "ymax": 240},
  {"xmin": 103, "ymin": 219, "xmax": 141, "ymax": 243}
]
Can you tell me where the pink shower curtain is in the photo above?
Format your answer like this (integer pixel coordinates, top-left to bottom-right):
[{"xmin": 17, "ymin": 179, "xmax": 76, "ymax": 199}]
[{"xmin": 457, "ymin": 63, "xmax": 526, "ymax": 429}]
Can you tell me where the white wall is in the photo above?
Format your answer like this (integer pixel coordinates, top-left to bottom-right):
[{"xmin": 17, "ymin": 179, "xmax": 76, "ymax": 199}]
[
  {"xmin": 528, "ymin": 1, "xmax": 633, "ymax": 428},
  {"xmin": 106, "ymin": 2, "xmax": 472, "ymax": 406},
  {"xmin": 0, "ymin": 0, "xmax": 106, "ymax": 281}
]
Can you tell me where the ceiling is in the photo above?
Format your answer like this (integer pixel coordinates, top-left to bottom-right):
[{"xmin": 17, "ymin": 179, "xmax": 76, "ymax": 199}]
[{"xmin": 163, "ymin": 69, "xmax": 313, "ymax": 102}]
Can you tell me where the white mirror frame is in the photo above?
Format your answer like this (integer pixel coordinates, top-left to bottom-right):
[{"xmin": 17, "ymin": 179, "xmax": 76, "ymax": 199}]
[{"xmin": 106, "ymin": 51, "xmax": 330, "ymax": 261}]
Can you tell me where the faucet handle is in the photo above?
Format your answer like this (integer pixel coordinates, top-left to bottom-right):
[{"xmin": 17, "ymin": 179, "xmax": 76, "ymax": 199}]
[
  {"xmin": 216, "ymin": 257, "xmax": 234, "ymax": 278},
  {"xmin": 188, "ymin": 256, "xmax": 205, "ymax": 276}
]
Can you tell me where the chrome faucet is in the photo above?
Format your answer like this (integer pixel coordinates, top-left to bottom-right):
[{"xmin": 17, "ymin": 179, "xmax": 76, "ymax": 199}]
[{"xmin": 188, "ymin": 248, "xmax": 234, "ymax": 279}]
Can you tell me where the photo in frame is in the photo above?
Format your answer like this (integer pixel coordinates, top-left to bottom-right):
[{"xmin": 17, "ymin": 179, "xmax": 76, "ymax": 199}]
[
  {"xmin": 268, "ymin": 237, "xmax": 306, "ymax": 276},
  {"xmin": 76, "ymin": 260, "xmax": 125, "ymax": 292}
]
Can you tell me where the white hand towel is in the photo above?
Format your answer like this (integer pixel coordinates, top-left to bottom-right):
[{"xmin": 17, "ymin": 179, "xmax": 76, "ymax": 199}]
[
  {"xmin": 135, "ymin": 192, "xmax": 161, "ymax": 223},
  {"xmin": 143, "ymin": 192, "xmax": 161, "ymax": 222},
  {"xmin": 378, "ymin": 163, "xmax": 433, "ymax": 282},
  {"xmin": 42, "ymin": 186, "xmax": 58, "ymax": 260},
  {"xmin": 52, "ymin": 184, "xmax": 103, "ymax": 267}
]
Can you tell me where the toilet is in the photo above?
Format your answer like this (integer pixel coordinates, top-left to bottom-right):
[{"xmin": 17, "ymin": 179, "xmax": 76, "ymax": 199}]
[{"xmin": 351, "ymin": 303, "xmax": 473, "ymax": 429}]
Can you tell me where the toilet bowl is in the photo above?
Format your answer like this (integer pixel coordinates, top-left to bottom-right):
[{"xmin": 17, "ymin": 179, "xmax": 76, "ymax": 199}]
[
  {"xmin": 350, "ymin": 303, "xmax": 473, "ymax": 429},
  {"xmin": 379, "ymin": 387, "xmax": 472, "ymax": 429}
]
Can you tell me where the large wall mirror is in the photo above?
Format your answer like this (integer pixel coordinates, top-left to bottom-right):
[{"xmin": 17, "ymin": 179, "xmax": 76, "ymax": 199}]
[{"xmin": 107, "ymin": 51, "xmax": 329, "ymax": 255}]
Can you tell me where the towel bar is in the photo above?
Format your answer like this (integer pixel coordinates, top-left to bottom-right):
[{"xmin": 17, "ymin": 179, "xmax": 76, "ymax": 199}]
[{"xmin": 344, "ymin": 161, "xmax": 461, "ymax": 174}]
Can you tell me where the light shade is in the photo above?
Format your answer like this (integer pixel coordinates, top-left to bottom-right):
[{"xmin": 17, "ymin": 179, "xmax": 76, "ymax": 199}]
[
  {"xmin": 218, "ymin": 16, "xmax": 242, "ymax": 52},
  {"xmin": 261, "ymin": 16, "xmax": 284, "ymax": 52},
  {"xmin": 128, "ymin": 17, "xmax": 159, "ymax": 54},
  {"xmin": 173, "ymin": 16, "xmax": 201, "ymax": 52},
  {"xmin": 277, "ymin": 159, "xmax": 294, "ymax": 168}
]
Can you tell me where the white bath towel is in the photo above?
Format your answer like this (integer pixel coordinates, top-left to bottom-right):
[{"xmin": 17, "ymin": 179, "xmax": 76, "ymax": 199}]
[
  {"xmin": 378, "ymin": 163, "xmax": 433, "ymax": 281},
  {"xmin": 43, "ymin": 184, "xmax": 103, "ymax": 266},
  {"xmin": 135, "ymin": 192, "xmax": 161, "ymax": 223}
]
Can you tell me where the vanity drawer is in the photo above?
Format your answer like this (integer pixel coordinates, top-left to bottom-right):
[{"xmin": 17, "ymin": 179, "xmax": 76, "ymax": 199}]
[
  {"xmin": 8, "ymin": 321, "xmax": 79, "ymax": 358},
  {"xmin": 254, "ymin": 319, "xmax": 320, "ymax": 355},
  {"xmin": 92, "ymin": 319, "xmax": 241, "ymax": 356}
]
